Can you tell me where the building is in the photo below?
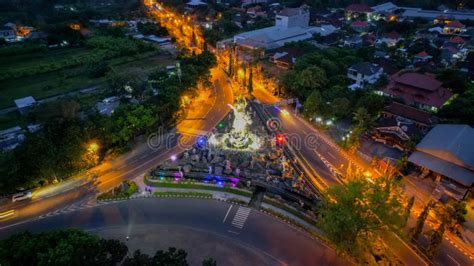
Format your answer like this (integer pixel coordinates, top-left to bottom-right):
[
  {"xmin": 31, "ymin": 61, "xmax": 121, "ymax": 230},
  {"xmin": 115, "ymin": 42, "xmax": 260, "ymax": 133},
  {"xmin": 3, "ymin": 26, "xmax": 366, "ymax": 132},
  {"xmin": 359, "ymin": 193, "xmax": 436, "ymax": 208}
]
[
  {"xmin": 402, "ymin": 8, "xmax": 474, "ymax": 21},
  {"xmin": 345, "ymin": 3, "xmax": 373, "ymax": 21},
  {"xmin": 378, "ymin": 71, "xmax": 452, "ymax": 112},
  {"xmin": 371, "ymin": 102, "xmax": 438, "ymax": 151},
  {"xmin": 96, "ymin": 96, "xmax": 120, "ymax": 116},
  {"xmin": 267, "ymin": 47, "xmax": 306, "ymax": 69},
  {"xmin": 0, "ymin": 25, "xmax": 16, "ymax": 42},
  {"xmin": 351, "ymin": 20, "xmax": 370, "ymax": 33},
  {"xmin": 347, "ymin": 62, "xmax": 383, "ymax": 89},
  {"xmin": 14, "ymin": 96, "xmax": 36, "ymax": 115},
  {"xmin": 275, "ymin": 7, "xmax": 309, "ymax": 28},
  {"xmin": 378, "ymin": 31, "xmax": 402, "ymax": 47},
  {"xmin": 413, "ymin": 51, "xmax": 432, "ymax": 63},
  {"xmin": 371, "ymin": 2, "xmax": 398, "ymax": 13},
  {"xmin": 233, "ymin": 6, "xmax": 314, "ymax": 50},
  {"xmin": 443, "ymin": 20, "xmax": 466, "ymax": 34},
  {"xmin": 0, "ymin": 126, "xmax": 25, "ymax": 151},
  {"xmin": 408, "ymin": 124, "xmax": 474, "ymax": 200}
]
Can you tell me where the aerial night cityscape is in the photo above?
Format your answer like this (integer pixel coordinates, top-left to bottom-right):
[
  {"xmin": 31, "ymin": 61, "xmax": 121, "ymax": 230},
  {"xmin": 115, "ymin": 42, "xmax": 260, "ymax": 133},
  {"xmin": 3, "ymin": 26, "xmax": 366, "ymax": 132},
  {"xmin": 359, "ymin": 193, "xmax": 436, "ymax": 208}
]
[{"xmin": 0, "ymin": 0, "xmax": 473, "ymax": 265}]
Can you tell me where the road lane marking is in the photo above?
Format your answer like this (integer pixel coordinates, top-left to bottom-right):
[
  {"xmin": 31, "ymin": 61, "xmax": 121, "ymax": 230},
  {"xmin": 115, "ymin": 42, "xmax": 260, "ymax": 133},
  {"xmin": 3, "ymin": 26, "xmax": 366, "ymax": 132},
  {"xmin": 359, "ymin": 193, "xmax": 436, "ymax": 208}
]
[
  {"xmin": 447, "ymin": 254, "xmax": 461, "ymax": 266},
  {"xmin": 231, "ymin": 206, "xmax": 251, "ymax": 229},
  {"xmin": 222, "ymin": 205, "xmax": 233, "ymax": 223}
]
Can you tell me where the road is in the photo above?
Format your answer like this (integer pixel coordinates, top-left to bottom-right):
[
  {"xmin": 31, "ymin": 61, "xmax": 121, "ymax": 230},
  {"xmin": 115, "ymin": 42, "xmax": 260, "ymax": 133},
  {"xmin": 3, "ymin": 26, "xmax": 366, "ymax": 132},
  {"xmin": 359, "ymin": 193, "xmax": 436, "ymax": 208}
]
[
  {"xmin": 0, "ymin": 198, "xmax": 347, "ymax": 266},
  {"xmin": 253, "ymin": 86, "xmax": 474, "ymax": 265},
  {"xmin": 0, "ymin": 67, "xmax": 234, "ymax": 228}
]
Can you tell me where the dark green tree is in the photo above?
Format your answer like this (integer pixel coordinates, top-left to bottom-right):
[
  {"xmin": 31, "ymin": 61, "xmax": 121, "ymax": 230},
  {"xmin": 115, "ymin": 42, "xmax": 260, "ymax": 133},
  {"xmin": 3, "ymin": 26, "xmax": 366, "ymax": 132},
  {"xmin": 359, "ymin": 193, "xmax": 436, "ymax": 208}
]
[
  {"xmin": 247, "ymin": 65, "xmax": 253, "ymax": 95},
  {"xmin": 426, "ymin": 219, "xmax": 446, "ymax": 258},
  {"xmin": 202, "ymin": 257, "xmax": 217, "ymax": 266},
  {"xmin": 403, "ymin": 196, "xmax": 415, "ymax": 227},
  {"xmin": 410, "ymin": 201, "xmax": 434, "ymax": 242}
]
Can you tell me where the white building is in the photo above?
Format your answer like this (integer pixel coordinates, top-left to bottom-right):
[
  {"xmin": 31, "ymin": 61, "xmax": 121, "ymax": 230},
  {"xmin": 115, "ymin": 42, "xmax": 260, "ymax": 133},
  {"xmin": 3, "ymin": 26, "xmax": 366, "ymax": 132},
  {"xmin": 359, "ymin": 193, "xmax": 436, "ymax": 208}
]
[
  {"xmin": 275, "ymin": 8, "xmax": 309, "ymax": 28},
  {"xmin": 347, "ymin": 62, "xmax": 383, "ymax": 89},
  {"xmin": 233, "ymin": 6, "xmax": 321, "ymax": 50}
]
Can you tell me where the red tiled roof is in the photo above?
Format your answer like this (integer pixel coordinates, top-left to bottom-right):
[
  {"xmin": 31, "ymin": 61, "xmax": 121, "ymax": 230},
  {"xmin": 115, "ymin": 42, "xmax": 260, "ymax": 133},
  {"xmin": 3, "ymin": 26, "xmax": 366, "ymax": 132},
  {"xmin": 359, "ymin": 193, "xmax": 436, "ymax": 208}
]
[
  {"xmin": 381, "ymin": 71, "xmax": 453, "ymax": 108},
  {"xmin": 352, "ymin": 20, "xmax": 369, "ymax": 27},
  {"xmin": 415, "ymin": 51, "xmax": 430, "ymax": 58},
  {"xmin": 445, "ymin": 20, "xmax": 465, "ymax": 28},
  {"xmin": 449, "ymin": 36, "xmax": 465, "ymax": 44},
  {"xmin": 392, "ymin": 72, "xmax": 441, "ymax": 91},
  {"xmin": 346, "ymin": 3, "xmax": 373, "ymax": 13},
  {"xmin": 384, "ymin": 102, "xmax": 438, "ymax": 125},
  {"xmin": 385, "ymin": 31, "xmax": 400, "ymax": 40}
]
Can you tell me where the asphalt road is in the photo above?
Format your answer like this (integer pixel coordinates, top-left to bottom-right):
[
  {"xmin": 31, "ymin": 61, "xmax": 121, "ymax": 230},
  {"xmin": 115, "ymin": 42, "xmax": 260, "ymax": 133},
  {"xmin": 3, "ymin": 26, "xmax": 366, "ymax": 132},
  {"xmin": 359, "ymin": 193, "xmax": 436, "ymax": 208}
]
[
  {"xmin": 0, "ymin": 68, "xmax": 234, "ymax": 228},
  {"xmin": 0, "ymin": 198, "xmax": 347, "ymax": 266},
  {"xmin": 253, "ymin": 87, "xmax": 474, "ymax": 266}
]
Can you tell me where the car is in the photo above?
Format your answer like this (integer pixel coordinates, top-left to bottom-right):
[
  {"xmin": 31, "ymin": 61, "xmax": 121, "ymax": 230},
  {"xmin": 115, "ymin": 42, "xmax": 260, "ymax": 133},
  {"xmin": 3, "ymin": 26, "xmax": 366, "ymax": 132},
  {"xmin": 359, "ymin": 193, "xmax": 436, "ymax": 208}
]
[{"xmin": 12, "ymin": 191, "xmax": 32, "ymax": 202}]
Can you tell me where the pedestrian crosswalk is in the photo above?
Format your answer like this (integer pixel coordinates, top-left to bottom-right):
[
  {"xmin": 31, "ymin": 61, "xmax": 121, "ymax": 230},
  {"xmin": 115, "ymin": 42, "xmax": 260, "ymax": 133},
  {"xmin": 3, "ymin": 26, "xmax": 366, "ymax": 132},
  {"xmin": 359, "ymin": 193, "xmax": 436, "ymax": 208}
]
[
  {"xmin": 38, "ymin": 198, "xmax": 100, "ymax": 219},
  {"xmin": 231, "ymin": 206, "xmax": 251, "ymax": 229}
]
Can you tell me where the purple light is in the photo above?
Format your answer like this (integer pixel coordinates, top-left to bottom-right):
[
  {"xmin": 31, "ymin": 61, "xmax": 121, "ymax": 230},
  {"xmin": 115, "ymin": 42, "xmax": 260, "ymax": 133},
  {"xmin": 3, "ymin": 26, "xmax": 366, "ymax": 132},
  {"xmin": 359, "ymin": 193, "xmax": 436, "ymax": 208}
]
[{"xmin": 171, "ymin": 155, "xmax": 177, "ymax": 161}]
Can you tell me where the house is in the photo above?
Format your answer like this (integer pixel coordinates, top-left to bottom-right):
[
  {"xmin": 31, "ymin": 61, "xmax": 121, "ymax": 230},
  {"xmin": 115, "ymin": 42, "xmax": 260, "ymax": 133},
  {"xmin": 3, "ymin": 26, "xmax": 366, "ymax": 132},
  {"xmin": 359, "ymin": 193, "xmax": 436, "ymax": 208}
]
[
  {"xmin": 413, "ymin": 51, "xmax": 432, "ymax": 63},
  {"xmin": 351, "ymin": 20, "xmax": 370, "ymax": 32},
  {"xmin": 14, "ymin": 96, "xmax": 36, "ymax": 115},
  {"xmin": 96, "ymin": 96, "xmax": 120, "ymax": 116},
  {"xmin": 371, "ymin": 2, "xmax": 399, "ymax": 21},
  {"xmin": 441, "ymin": 45, "xmax": 467, "ymax": 65},
  {"xmin": 433, "ymin": 15, "xmax": 452, "ymax": 25},
  {"xmin": 371, "ymin": 102, "xmax": 438, "ymax": 151},
  {"xmin": 344, "ymin": 35, "xmax": 363, "ymax": 48},
  {"xmin": 0, "ymin": 126, "xmax": 26, "ymax": 151},
  {"xmin": 345, "ymin": 3, "xmax": 373, "ymax": 21},
  {"xmin": 0, "ymin": 25, "xmax": 16, "ymax": 42},
  {"xmin": 347, "ymin": 62, "xmax": 383, "ymax": 89},
  {"xmin": 267, "ymin": 47, "xmax": 305, "ymax": 69},
  {"xmin": 408, "ymin": 124, "xmax": 474, "ymax": 200},
  {"xmin": 448, "ymin": 36, "xmax": 465, "ymax": 48},
  {"xmin": 378, "ymin": 31, "xmax": 402, "ymax": 47},
  {"xmin": 443, "ymin": 20, "xmax": 466, "ymax": 34},
  {"xmin": 378, "ymin": 71, "xmax": 452, "ymax": 112}
]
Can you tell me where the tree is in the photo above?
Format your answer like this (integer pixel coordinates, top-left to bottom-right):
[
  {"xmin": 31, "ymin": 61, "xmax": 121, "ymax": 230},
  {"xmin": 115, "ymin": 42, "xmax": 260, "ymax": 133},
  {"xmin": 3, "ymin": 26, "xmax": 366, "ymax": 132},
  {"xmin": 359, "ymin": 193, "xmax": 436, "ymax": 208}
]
[
  {"xmin": 0, "ymin": 229, "xmax": 127, "ymax": 265},
  {"xmin": 303, "ymin": 90, "xmax": 322, "ymax": 118},
  {"xmin": 438, "ymin": 89, "xmax": 474, "ymax": 125},
  {"xmin": 202, "ymin": 257, "xmax": 217, "ymax": 266},
  {"xmin": 352, "ymin": 107, "xmax": 374, "ymax": 134},
  {"xmin": 403, "ymin": 196, "xmax": 415, "ymax": 227},
  {"xmin": 318, "ymin": 176, "xmax": 405, "ymax": 257},
  {"xmin": 446, "ymin": 201, "xmax": 468, "ymax": 231},
  {"xmin": 247, "ymin": 65, "xmax": 253, "ymax": 95},
  {"xmin": 410, "ymin": 201, "xmax": 434, "ymax": 242},
  {"xmin": 426, "ymin": 219, "xmax": 447, "ymax": 258},
  {"xmin": 111, "ymin": 105, "xmax": 157, "ymax": 144}
]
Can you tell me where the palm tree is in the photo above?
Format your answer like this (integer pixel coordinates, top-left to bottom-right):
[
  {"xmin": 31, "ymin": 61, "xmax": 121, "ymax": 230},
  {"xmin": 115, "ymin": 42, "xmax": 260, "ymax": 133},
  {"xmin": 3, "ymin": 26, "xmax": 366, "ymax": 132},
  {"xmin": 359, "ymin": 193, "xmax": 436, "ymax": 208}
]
[{"xmin": 352, "ymin": 107, "xmax": 373, "ymax": 133}]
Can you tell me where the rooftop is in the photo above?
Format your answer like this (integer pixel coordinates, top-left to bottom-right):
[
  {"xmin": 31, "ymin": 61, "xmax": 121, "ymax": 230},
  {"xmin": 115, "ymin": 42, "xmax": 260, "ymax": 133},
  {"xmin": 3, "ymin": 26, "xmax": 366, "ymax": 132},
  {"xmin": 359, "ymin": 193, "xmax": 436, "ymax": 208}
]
[
  {"xmin": 384, "ymin": 102, "xmax": 438, "ymax": 125},
  {"xmin": 14, "ymin": 96, "xmax": 36, "ymax": 108},
  {"xmin": 391, "ymin": 72, "xmax": 441, "ymax": 91},
  {"xmin": 409, "ymin": 124, "xmax": 474, "ymax": 186},
  {"xmin": 346, "ymin": 3, "xmax": 373, "ymax": 13},
  {"xmin": 349, "ymin": 62, "xmax": 381, "ymax": 76}
]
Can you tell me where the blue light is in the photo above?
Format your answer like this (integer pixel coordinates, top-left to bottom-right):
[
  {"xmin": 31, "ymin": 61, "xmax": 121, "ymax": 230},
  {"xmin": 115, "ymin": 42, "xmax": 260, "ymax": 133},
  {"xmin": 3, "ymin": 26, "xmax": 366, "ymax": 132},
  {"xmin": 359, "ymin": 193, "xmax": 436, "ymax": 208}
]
[{"xmin": 196, "ymin": 136, "xmax": 207, "ymax": 148}]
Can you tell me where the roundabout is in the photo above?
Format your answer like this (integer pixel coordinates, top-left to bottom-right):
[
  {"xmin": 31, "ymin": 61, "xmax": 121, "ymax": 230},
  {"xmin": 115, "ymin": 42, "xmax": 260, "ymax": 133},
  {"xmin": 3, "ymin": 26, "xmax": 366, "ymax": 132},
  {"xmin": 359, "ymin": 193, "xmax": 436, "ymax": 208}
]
[{"xmin": 0, "ymin": 197, "xmax": 346, "ymax": 266}]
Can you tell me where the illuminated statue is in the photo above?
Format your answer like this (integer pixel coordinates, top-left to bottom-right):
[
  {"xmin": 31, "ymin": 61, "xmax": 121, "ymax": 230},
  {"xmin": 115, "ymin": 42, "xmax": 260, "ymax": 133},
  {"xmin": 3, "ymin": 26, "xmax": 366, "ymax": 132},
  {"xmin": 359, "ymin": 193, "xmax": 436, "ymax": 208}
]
[{"xmin": 208, "ymin": 99, "xmax": 261, "ymax": 151}]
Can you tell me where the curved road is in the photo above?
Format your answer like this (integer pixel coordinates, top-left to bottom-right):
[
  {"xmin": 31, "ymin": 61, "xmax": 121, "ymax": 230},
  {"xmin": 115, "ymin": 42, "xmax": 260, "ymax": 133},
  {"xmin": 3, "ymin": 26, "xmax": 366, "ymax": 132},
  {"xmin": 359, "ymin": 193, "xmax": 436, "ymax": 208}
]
[{"xmin": 0, "ymin": 198, "xmax": 346, "ymax": 266}]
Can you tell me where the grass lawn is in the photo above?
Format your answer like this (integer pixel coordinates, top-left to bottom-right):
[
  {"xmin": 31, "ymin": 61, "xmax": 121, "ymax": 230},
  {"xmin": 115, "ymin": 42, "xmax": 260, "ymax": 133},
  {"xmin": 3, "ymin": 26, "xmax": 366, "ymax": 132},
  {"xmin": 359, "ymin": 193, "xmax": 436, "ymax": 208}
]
[{"xmin": 0, "ymin": 50, "xmax": 174, "ymax": 109}]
